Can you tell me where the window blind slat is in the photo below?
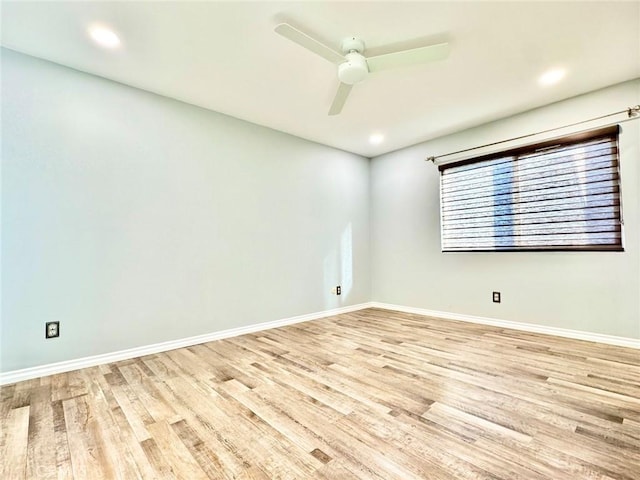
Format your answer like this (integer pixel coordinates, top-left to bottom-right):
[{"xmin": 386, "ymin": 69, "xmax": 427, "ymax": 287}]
[
  {"xmin": 440, "ymin": 128, "xmax": 622, "ymax": 252},
  {"xmin": 443, "ymin": 206, "xmax": 620, "ymax": 229},
  {"xmin": 443, "ymin": 193, "xmax": 619, "ymax": 218},
  {"xmin": 443, "ymin": 220, "xmax": 620, "ymax": 239},
  {"xmin": 441, "ymin": 144, "xmax": 615, "ymax": 187},
  {"xmin": 444, "ymin": 233, "xmax": 621, "ymax": 248},
  {"xmin": 442, "ymin": 163, "xmax": 617, "ymax": 197},
  {"xmin": 443, "ymin": 182, "xmax": 618, "ymax": 212},
  {"xmin": 442, "ymin": 135, "xmax": 615, "ymax": 176}
]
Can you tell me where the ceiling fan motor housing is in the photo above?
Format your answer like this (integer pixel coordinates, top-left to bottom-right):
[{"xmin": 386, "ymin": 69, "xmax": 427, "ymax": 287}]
[{"xmin": 338, "ymin": 52, "xmax": 368, "ymax": 85}]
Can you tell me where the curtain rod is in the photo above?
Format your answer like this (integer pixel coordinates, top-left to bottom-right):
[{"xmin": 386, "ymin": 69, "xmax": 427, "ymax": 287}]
[{"xmin": 426, "ymin": 105, "xmax": 640, "ymax": 164}]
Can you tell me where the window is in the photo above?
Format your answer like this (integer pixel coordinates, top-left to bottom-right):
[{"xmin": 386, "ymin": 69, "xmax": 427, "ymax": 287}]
[{"xmin": 439, "ymin": 125, "xmax": 623, "ymax": 252}]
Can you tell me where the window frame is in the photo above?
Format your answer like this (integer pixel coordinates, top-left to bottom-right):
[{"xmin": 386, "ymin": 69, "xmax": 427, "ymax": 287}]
[{"xmin": 438, "ymin": 125, "xmax": 624, "ymax": 253}]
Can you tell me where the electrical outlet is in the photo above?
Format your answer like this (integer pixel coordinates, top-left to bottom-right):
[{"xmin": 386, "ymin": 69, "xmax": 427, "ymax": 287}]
[
  {"xmin": 492, "ymin": 291, "xmax": 501, "ymax": 303},
  {"xmin": 45, "ymin": 321, "xmax": 60, "ymax": 339},
  {"xmin": 336, "ymin": 286, "xmax": 341, "ymax": 295}
]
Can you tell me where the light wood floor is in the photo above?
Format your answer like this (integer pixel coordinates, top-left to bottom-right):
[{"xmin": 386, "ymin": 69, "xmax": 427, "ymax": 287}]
[{"xmin": 2, "ymin": 308, "xmax": 640, "ymax": 479}]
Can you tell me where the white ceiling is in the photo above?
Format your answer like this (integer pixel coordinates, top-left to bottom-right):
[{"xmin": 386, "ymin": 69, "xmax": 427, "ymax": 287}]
[{"xmin": 2, "ymin": 1, "xmax": 639, "ymax": 157}]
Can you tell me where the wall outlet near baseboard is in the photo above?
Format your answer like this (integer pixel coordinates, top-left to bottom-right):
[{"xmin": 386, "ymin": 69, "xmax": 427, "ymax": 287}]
[
  {"xmin": 331, "ymin": 286, "xmax": 342, "ymax": 295},
  {"xmin": 45, "ymin": 321, "xmax": 60, "ymax": 339},
  {"xmin": 492, "ymin": 291, "xmax": 501, "ymax": 303}
]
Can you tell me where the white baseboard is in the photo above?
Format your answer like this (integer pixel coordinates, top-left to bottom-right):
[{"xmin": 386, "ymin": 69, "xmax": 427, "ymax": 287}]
[
  {"xmin": 0, "ymin": 302, "xmax": 374, "ymax": 386},
  {"xmin": 3, "ymin": 301, "xmax": 636, "ymax": 385},
  {"xmin": 370, "ymin": 302, "xmax": 640, "ymax": 349}
]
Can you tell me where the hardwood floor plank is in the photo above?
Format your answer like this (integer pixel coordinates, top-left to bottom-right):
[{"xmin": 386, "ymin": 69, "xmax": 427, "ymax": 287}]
[
  {"xmin": 51, "ymin": 399, "xmax": 74, "ymax": 479},
  {"xmin": 62, "ymin": 395, "xmax": 115, "ymax": 479},
  {"xmin": 25, "ymin": 385, "xmax": 58, "ymax": 480},
  {"xmin": 170, "ymin": 418, "xmax": 227, "ymax": 479},
  {"xmin": 0, "ymin": 384, "xmax": 17, "ymax": 432},
  {"xmin": 146, "ymin": 421, "xmax": 209, "ymax": 479},
  {"xmin": 1, "ymin": 405, "xmax": 30, "ymax": 479}
]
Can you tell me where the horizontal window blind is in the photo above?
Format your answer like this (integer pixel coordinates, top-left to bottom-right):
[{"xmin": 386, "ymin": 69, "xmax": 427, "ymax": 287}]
[{"xmin": 440, "ymin": 125, "xmax": 623, "ymax": 252}]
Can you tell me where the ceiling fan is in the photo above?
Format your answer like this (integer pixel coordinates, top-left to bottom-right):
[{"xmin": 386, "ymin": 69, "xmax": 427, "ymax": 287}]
[{"xmin": 275, "ymin": 23, "xmax": 450, "ymax": 116}]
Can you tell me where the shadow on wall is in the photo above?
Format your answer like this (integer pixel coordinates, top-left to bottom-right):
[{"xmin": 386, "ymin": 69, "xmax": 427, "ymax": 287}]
[{"xmin": 323, "ymin": 223, "xmax": 353, "ymax": 309}]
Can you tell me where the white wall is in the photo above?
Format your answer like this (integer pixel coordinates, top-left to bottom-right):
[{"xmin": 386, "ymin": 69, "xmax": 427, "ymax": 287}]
[
  {"xmin": 371, "ymin": 80, "xmax": 640, "ymax": 339},
  {"xmin": 1, "ymin": 49, "xmax": 370, "ymax": 372},
  {"xmin": 2, "ymin": 49, "xmax": 637, "ymax": 376}
]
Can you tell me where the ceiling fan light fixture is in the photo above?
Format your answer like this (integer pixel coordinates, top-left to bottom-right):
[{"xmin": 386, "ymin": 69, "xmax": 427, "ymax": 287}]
[{"xmin": 338, "ymin": 53, "xmax": 368, "ymax": 85}]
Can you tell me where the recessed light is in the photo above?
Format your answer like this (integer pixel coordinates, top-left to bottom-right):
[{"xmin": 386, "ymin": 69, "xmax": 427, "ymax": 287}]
[
  {"xmin": 538, "ymin": 68, "xmax": 566, "ymax": 86},
  {"xmin": 369, "ymin": 133, "xmax": 384, "ymax": 145},
  {"xmin": 89, "ymin": 25, "xmax": 121, "ymax": 48}
]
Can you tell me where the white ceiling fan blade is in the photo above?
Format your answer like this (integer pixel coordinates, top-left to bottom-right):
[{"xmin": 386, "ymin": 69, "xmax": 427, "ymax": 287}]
[
  {"xmin": 328, "ymin": 82, "xmax": 353, "ymax": 116},
  {"xmin": 275, "ymin": 23, "xmax": 344, "ymax": 65},
  {"xmin": 366, "ymin": 42, "xmax": 450, "ymax": 73}
]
